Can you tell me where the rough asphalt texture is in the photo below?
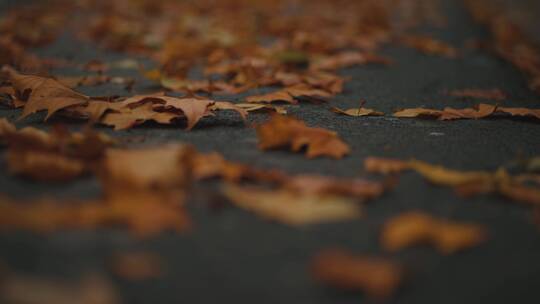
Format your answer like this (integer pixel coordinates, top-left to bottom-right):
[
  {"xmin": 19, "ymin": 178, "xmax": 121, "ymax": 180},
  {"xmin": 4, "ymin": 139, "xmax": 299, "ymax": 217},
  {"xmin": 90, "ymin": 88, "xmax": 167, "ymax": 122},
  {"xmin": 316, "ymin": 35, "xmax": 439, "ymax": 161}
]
[{"xmin": 1, "ymin": 0, "xmax": 540, "ymax": 303}]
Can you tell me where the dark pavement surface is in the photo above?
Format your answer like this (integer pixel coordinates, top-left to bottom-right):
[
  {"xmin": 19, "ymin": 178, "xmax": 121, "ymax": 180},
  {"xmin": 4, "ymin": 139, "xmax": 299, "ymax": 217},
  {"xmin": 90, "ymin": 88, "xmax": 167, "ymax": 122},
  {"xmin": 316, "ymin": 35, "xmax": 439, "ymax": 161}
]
[{"xmin": 1, "ymin": 0, "xmax": 540, "ymax": 303}]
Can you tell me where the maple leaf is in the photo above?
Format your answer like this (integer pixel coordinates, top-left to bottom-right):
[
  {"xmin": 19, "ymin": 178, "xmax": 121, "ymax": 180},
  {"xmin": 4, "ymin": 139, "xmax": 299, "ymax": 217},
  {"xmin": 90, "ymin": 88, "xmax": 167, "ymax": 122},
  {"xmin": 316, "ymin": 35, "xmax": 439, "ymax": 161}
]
[
  {"xmin": 364, "ymin": 157, "xmax": 540, "ymax": 206},
  {"xmin": 2, "ymin": 66, "xmax": 90, "ymax": 120},
  {"xmin": 256, "ymin": 115, "xmax": 350, "ymax": 159},
  {"xmin": 331, "ymin": 107, "xmax": 384, "ymax": 117},
  {"xmin": 447, "ymin": 88, "xmax": 506, "ymax": 100},
  {"xmin": 235, "ymin": 103, "xmax": 288, "ymax": 115},
  {"xmin": 393, "ymin": 103, "xmax": 540, "ymax": 121},
  {"xmin": 381, "ymin": 212, "xmax": 487, "ymax": 254},
  {"xmin": 310, "ymin": 248, "xmax": 403, "ymax": 299},
  {"xmin": 101, "ymin": 102, "xmax": 180, "ymax": 130},
  {"xmin": 246, "ymin": 84, "xmax": 332, "ymax": 104},
  {"xmin": 208, "ymin": 101, "xmax": 248, "ymax": 122},
  {"xmin": 222, "ymin": 184, "xmax": 361, "ymax": 225}
]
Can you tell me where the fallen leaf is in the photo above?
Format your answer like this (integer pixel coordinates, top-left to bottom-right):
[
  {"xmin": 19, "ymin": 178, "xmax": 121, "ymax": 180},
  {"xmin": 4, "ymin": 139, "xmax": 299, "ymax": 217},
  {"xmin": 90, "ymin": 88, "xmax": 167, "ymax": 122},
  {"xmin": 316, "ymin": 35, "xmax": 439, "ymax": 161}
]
[
  {"xmin": 101, "ymin": 102, "xmax": 180, "ymax": 130},
  {"xmin": 101, "ymin": 144, "xmax": 193, "ymax": 191},
  {"xmin": 310, "ymin": 248, "xmax": 402, "ymax": 299},
  {"xmin": 235, "ymin": 103, "xmax": 287, "ymax": 115},
  {"xmin": 3, "ymin": 123, "xmax": 113, "ymax": 181},
  {"xmin": 110, "ymin": 252, "xmax": 163, "ymax": 280},
  {"xmin": 364, "ymin": 157, "xmax": 410, "ymax": 174},
  {"xmin": 6, "ymin": 149, "xmax": 86, "ymax": 181},
  {"xmin": 400, "ymin": 35, "xmax": 457, "ymax": 58},
  {"xmin": 209, "ymin": 101, "xmax": 248, "ymax": 122},
  {"xmin": 0, "ymin": 273, "xmax": 119, "ymax": 304},
  {"xmin": 448, "ymin": 88, "xmax": 506, "ymax": 100},
  {"xmin": 2, "ymin": 66, "xmax": 89, "ymax": 120},
  {"xmin": 192, "ymin": 152, "xmax": 286, "ymax": 183},
  {"xmin": 310, "ymin": 51, "xmax": 391, "ymax": 70},
  {"xmin": 246, "ymin": 84, "xmax": 332, "ymax": 104},
  {"xmin": 381, "ymin": 211, "xmax": 487, "ymax": 254},
  {"xmin": 331, "ymin": 107, "xmax": 384, "ymax": 117},
  {"xmin": 408, "ymin": 160, "xmax": 492, "ymax": 187},
  {"xmin": 285, "ymin": 174, "xmax": 385, "ymax": 200},
  {"xmin": 256, "ymin": 115, "xmax": 350, "ymax": 159},
  {"xmin": 222, "ymin": 184, "xmax": 360, "ymax": 225},
  {"xmin": 0, "ymin": 191, "xmax": 191, "ymax": 237},
  {"xmin": 393, "ymin": 103, "xmax": 540, "ymax": 121}
]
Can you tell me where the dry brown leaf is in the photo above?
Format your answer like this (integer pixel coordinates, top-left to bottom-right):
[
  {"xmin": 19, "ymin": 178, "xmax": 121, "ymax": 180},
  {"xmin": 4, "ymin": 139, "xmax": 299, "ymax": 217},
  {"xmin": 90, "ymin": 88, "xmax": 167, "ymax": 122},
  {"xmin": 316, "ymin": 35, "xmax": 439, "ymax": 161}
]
[
  {"xmin": 246, "ymin": 84, "xmax": 332, "ymax": 104},
  {"xmin": 400, "ymin": 35, "xmax": 457, "ymax": 58},
  {"xmin": 209, "ymin": 101, "xmax": 248, "ymax": 122},
  {"xmin": 448, "ymin": 88, "xmax": 506, "ymax": 100},
  {"xmin": 310, "ymin": 248, "xmax": 402, "ymax": 299},
  {"xmin": 101, "ymin": 102, "xmax": 180, "ymax": 130},
  {"xmin": 392, "ymin": 107, "xmax": 443, "ymax": 118},
  {"xmin": 331, "ymin": 107, "xmax": 384, "ymax": 117},
  {"xmin": 0, "ymin": 191, "xmax": 190, "ymax": 237},
  {"xmin": 1, "ymin": 66, "xmax": 90, "ymax": 120},
  {"xmin": 68, "ymin": 100, "xmax": 124, "ymax": 122},
  {"xmin": 235, "ymin": 103, "xmax": 287, "ymax": 115},
  {"xmin": 101, "ymin": 144, "xmax": 193, "ymax": 191},
  {"xmin": 256, "ymin": 115, "xmax": 350, "ymax": 159},
  {"xmin": 393, "ymin": 104, "xmax": 540, "ymax": 121},
  {"xmin": 497, "ymin": 106, "xmax": 540, "ymax": 120},
  {"xmin": 110, "ymin": 252, "xmax": 163, "ymax": 280},
  {"xmin": 6, "ymin": 149, "xmax": 86, "ymax": 181},
  {"xmin": 408, "ymin": 160, "xmax": 493, "ymax": 187},
  {"xmin": 285, "ymin": 175, "xmax": 385, "ymax": 200},
  {"xmin": 222, "ymin": 184, "xmax": 360, "ymax": 226},
  {"xmin": 2, "ymin": 122, "xmax": 113, "ymax": 181},
  {"xmin": 393, "ymin": 104, "xmax": 496, "ymax": 120},
  {"xmin": 0, "ymin": 273, "xmax": 119, "ymax": 304},
  {"xmin": 364, "ymin": 157, "xmax": 410, "ymax": 174},
  {"xmin": 381, "ymin": 212, "xmax": 487, "ymax": 254},
  {"xmin": 0, "ymin": 118, "xmax": 16, "ymax": 139},
  {"xmin": 153, "ymin": 96, "xmax": 214, "ymax": 130},
  {"xmin": 192, "ymin": 152, "xmax": 286, "ymax": 183},
  {"xmin": 365, "ymin": 157, "xmax": 540, "ymax": 206},
  {"xmin": 310, "ymin": 51, "xmax": 391, "ymax": 70}
]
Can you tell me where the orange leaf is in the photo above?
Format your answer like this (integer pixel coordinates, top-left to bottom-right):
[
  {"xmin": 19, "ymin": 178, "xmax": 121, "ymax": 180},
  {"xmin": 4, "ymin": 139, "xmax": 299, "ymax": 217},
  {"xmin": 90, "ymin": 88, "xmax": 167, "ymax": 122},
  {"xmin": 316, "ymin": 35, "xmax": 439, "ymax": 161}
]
[
  {"xmin": 256, "ymin": 115, "xmax": 350, "ymax": 159},
  {"xmin": 222, "ymin": 184, "xmax": 361, "ymax": 226},
  {"xmin": 381, "ymin": 211, "xmax": 487, "ymax": 254},
  {"xmin": 310, "ymin": 248, "xmax": 402, "ymax": 299}
]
